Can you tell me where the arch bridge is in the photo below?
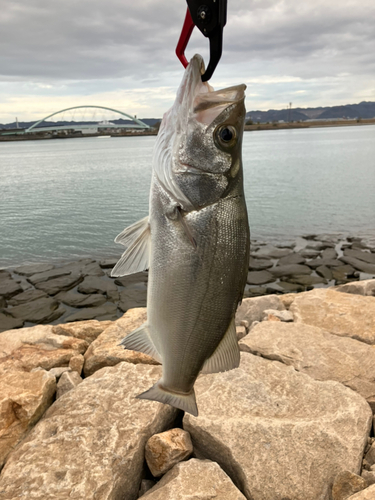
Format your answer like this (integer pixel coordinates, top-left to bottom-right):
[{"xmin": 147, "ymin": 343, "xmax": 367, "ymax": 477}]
[{"xmin": 25, "ymin": 105, "xmax": 150, "ymax": 133}]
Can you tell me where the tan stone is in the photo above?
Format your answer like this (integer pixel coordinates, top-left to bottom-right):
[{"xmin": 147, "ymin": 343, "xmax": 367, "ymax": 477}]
[
  {"xmin": 347, "ymin": 484, "xmax": 375, "ymax": 499},
  {"xmin": 235, "ymin": 325, "xmax": 247, "ymax": 341},
  {"xmin": 52, "ymin": 319, "xmax": 113, "ymax": 343},
  {"xmin": 239, "ymin": 322, "xmax": 375, "ymax": 401},
  {"xmin": 145, "ymin": 428, "xmax": 193, "ymax": 477},
  {"xmin": 49, "ymin": 367, "xmax": 72, "ymax": 379},
  {"xmin": 142, "ymin": 459, "xmax": 246, "ymax": 499},
  {"xmin": 83, "ymin": 308, "xmax": 159, "ymax": 377},
  {"xmin": 361, "ymin": 470, "xmax": 375, "ymax": 486},
  {"xmin": 332, "ymin": 471, "xmax": 367, "ymax": 500},
  {"xmin": 364, "ymin": 442, "xmax": 375, "ymax": 465},
  {"xmin": 261, "ymin": 309, "xmax": 294, "ymax": 322},
  {"xmin": 0, "ymin": 325, "xmax": 89, "ymax": 374},
  {"xmin": 0, "ymin": 369, "xmax": 56, "ymax": 467},
  {"xmin": 235, "ymin": 295, "xmax": 285, "ymax": 326},
  {"xmin": 0, "ymin": 362, "xmax": 177, "ymax": 499},
  {"xmin": 68, "ymin": 354, "xmax": 84, "ymax": 375},
  {"xmin": 56, "ymin": 371, "xmax": 82, "ymax": 399},
  {"xmin": 279, "ymin": 293, "xmax": 298, "ymax": 308},
  {"xmin": 335, "ymin": 279, "xmax": 375, "ymax": 297},
  {"xmin": 184, "ymin": 353, "xmax": 372, "ymax": 500},
  {"xmin": 290, "ymin": 288, "xmax": 375, "ymax": 344}
]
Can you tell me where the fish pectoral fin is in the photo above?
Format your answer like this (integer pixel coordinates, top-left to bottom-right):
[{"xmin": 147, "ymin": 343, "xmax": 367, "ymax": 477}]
[
  {"xmin": 137, "ymin": 382, "xmax": 198, "ymax": 417},
  {"xmin": 111, "ymin": 216, "xmax": 151, "ymax": 277},
  {"xmin": 176, "ymin": 207, "xmax": 197, "ymax": 249},
  {"xmin": 120, "ymin": 323, "xmax": 162, "ymax": 363},
  {"xmin": 201, "ymin": 318, "xmax": 240, "ymax": 374}
]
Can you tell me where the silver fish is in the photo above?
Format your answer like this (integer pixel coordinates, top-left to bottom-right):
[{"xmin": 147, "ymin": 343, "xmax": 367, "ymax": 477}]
[{"xmin": 112, "ymin": 54, "xmax": 250, "ymax": 416}]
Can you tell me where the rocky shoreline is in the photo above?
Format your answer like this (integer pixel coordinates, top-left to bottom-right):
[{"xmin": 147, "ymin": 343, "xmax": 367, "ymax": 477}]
[
  {"xmin": 0, "ymin": 279, "xmax": 375, "ymax": 498},
  {"xmin": 1, "ymin": 232, "xmax": 375, "ymax": 332}
]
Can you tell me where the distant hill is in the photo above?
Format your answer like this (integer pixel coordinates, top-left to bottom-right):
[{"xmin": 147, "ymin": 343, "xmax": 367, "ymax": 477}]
[
  {"xmin": 0, "ymin": 118, "xmax": 160, "ymax": 129},
  {"xmin": 246, "ymin": 101, "xmax": 375, "ymax": 123}
]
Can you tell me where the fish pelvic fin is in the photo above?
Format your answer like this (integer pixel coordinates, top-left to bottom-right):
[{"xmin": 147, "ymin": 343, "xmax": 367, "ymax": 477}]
[
  {"xmin": 201, "ymin": 317, "xmax": 240, "ymax": 374},
  {"xmin": 137, "ymin": 382, "xmax": 198, "ymax": 417},
  {"xmin": 111, "ymin": 216, "xmax": 151, "ymax": 277},
  {"xmin": 120, "ymin": 323, "xmax": 162, "ymax": 363}
]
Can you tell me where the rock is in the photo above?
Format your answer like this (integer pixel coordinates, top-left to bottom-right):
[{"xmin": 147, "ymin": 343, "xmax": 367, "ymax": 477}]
[
  {"xmin": 316, "ymin": 265, "xmax": 333, "ymax": 280},
  {"xmin": 235, "ymin": 295, "xmax": 285, "ymax": 326},
  {"xmin": 0, "ymin": 270, "xmax": 12, "ymax": 281},
  {"xmin": 49, "ymin": 367, "xmax": 72, "ymax": 379},
  {"xmin": 270, "ymin": 264, "xmax": 312, "ymax": 277},
  {"xmin": 56, "ymin": 290, "xmax": 107, "ymax": 307},
  {"xmin": 0, "ymin": 369, "xmax": 56, "ymax": 467},
  {"xmin": 0, "ymin": 362, "xmax": 177, "ymax": 500},
  {"xmin": 335, "ymin": 280, "xmax": 375, "ymax": 297},
  {"xmin": 364, "ymin": 442, "xmax": 375, "ymax": 465},
  {"xmin": 7, "ymin": 289, "xmax": 48, "ymax": 305},
  {"xmin": 27, "ymin": 268, "xmax": 72, "ymax": 285},
  {"xmin": 138, "ymin": 479, "xmax": 156, "ymax": 497},
  {"xmin": 83, "ymin": 308, "xmax": 158, "ymax": 377},
  {"xmin": 0, "ymin": 313, "xmax": 24, "ymax": 332},
  {"xmin": 58, "ymin": 260, "xmax": 104, "ymax": 277},
  {"xmin": 118, "ymin": 286, "xmax": 148, "ymax": 312},
  {"xmin": 332, "ymin": 471, "xmax": 368, "ymax": 500},
  {"xmin": 361, "ymin": 470, "xmax": 375, "ymax": 486},
  {"xmin": 52, "ymin": 319, "xmax": 113, "ymax": 343},
  {"xmin": 6, "ymin": 296, "xmax": 65, "ymax": 324},
  {"xmin": 278, "ymin": 253, "xmax": 306, "ymax": 266},
  {"xmin": 248, "ymin": 258, "xmax": 273, "ymax": 271},
  {"xmin": 239, "ymin": 322, "xmax": 375, "ymax": 401},
  {"xmin": 252, "ymin": 245, "xmax": 290, "ymax": 259},
  {"xmin": 0, "ymin": 325, "xmax": 88, "ymax": 374},
  {"xmin": 56, "ymin": 370, "xmax": 82, "ymax": 399},
  {"xmin": 276, "ymin": 281, "xmax": 304, "ymax": 292},
  {"xmin": 0, "ymin": 279, "xmax": 23, "ymax": 299},
  {"xmin": 184, "ymin": 353, "xmax": 372, "ymax": 500},
  {"xmin": 278, "ymin": 293, "xmax": 297, "ymax": 308},
  {"xmin": 243, "ymin": 286, "xmax": 267, "ymax": 297},
  {"xmin": 236, "ymin": 325, "xmax": 247, "ymax": 340},
  {"xmin": 34, "ymin": 274, "xmax": 83, "ymax": 295},
  {"xmin": 145, "ymin": 428, "xmax": 193, "ymax": 477},
  {"xmin": 68, "ymin": 354, "xmax": 84, "ymax": 375},
  {"xmin": 339, "ymin": 257, "xmax": 375, "ymax": 275},
  {"xmin": 142, "ymin": 459, "xmax": 246, "ymax": 500},
  {"xmin": 322, "ymin": 248, "xmax": 338, "ymax": 260},
  {"xmin": 346, "ymin": 484, "xmax": 375, "ymax": 499},
  {"xmin": 306, "ymin": 241, "xmax": 335, "ymax": 250},
  {"xmin": 63, "ymin": 302, "xmax": 118, "ymax": 323},
  {"xmin": 99, "ymin": 257, "xmax": 120, "ymax": 269},
  {"xmin": 246, "ymin": 271, "xmax": 274, "ymax": 285},
  {"xmin": 343, "ymin": 249, "xmax": 375, "ymax": 265},
  {"xmin": 290, "ymin": 288, "xmax": 375, "ymax": 344},
  {"xmin": 14, "ymin": 263, "xmax": 54, "ymax": 276},
  {"xmin": 114, "ymin": 271, "xmax": 148, "ymax": 287},
  {"xmin": 288, "ymin": 274, "xmax": 327, "ymax": 285},
  {"xmin": 78, "ymin": 276, "xmax": 119, "ymax": 300},
  {"xmin": 306, "ymin": 258, "xmax": 343, "ymax": 269},
  {"xmin": 261, "ymin": 309, "xmax": 294, "ymax": 322},
  {"xmin": 299, "ymin": 249, "xmax": 321, "ymax": 258}
]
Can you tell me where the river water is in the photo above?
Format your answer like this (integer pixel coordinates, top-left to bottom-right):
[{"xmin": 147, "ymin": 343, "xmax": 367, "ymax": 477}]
[{"xmin": 1, "ymin": 125, "xmax": 375, "ymax": 267}]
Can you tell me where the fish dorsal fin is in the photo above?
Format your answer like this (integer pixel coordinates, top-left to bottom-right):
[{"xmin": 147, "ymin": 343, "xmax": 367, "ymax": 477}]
[
  {"xmin": 111, "ymin": 217, "xmax": 151, "ymax": 277},
  {"xmin": 120, "ymin": 323, "xmax": 162, "ymax": 363},
  {"xmin": 201, "ymin": 318, "xmax": 240, "ymax": 374}
]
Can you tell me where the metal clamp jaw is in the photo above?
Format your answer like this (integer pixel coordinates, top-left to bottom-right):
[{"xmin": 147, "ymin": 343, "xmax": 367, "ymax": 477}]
[{"xmin": 176, "ymin": 0, "xmax": 227, "ymax": 82}]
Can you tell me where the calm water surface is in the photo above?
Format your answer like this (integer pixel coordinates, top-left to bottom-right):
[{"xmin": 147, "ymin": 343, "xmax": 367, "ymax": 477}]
[{"xmin": 1, "ymin": 126, "xmax": 375, "ymax": 267}]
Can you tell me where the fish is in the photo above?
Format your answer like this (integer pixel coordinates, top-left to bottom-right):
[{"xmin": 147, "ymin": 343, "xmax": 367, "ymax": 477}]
[{"xmin": 111, "ymin": 54, "xmax": 250, "ymax": 416}]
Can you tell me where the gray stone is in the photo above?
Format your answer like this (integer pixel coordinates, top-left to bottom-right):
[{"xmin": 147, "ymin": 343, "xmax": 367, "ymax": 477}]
[
  {"xmin": 64, "ymin": 302, "xmax": 118, "ymax": 323},
  {"xmin": 277, "ymin": 253, "xmax": 305, "ymax": 266},
  {"xmin": 299, "ymin": 249, "xmax": 321, "ymax": 258},
  {"xmin": 78, "ymin": 276, "xmax": 119, "ymax": 301},
  {"xmin": 306, "ymin": 241, "xmax": 335, "ymax": 250},
  {"xmin": 0, "ymin": 270, "xmax": 11, "ymax": 281},
  {"xmin": 243, "ymin": 286, "xmax": 267, "ymax": 297},
  {"xmin": 7, "ymin": 297, "xmax": 65, "ymax": 324},
  {"xmin": 306, "ymin": 258, "xmax": 343, "ymax": 269},
  {"xmin": 56, "ymin": 370, "xmax": 83, "ymax": 399},
  {"xmin": 339, "ymin": 257, "xmax": 375, "ymax": 275},
  {"xmin": 184, "ymin": 353, "xmax": 372, "ymax": 500},
  {"xmin": 344, "ymin": 249, "xmax": 375, "ymax": 265},
  {"xmin": 276, "ymin": 281, "xmax": 304, "ymax": 292},
  {"xmin": 246, "ymin": 271, "xmax": 274, "ymax": 285},
  {"xmin": 288, "ymin": 274, "xmax": 327, "ymax": 286},
  {"xmin": 0, "ymin": 313, "xmax": 24, "ymax": 332},
  {"xmin": 332, "ymin": 471, "xmax": 368, "ymax": 500},
  {"xmin": 0, "ymin": 363, "xmax": 177, "ymax": 500},
  {"xmin": 248, "ymin": 258, "xmax": 273, "ymax": 271},
  {"xmin": 0, "ymin": 279, "xmax": 23, "ymax": 299},
  {"xmin": 236, "ymin": 325, "xmax": 247, "ymax": 340},
  {"xmin": 322, "ymin": 248, "xmax": 338, "ymax": 260},
  {"xmin": 142, "ymin": 459, "xmax": 246, "ymax": 500},
  {"xmin": 239, "ymin": 321, "xmax": 375, "ymax": 402},
  {"xmin": 252, "ymin": 245, "xmax": 291, "ymax": 259},
  {"xmin": 316, "ymin": 265, "xmax": 333, "ymax": 280},
  {"xmin": 118, "ymin": 286, "xmax": 147, "ymax": 312},
  {"xmin": 27, "ymin": 268, "xmax": 72, "ymax": 285},
  {"xmin": 57, "ymin": 260, "xmax": 105, "ymax": 277},
  {"xmin": 335, "ymin": 280, "xmax": 375, "ymax": 297},
  {"xmin": 235, "ymin": 295, "xmax": 285, "ymax": 326},
  {"xmin": 270, "ymin": 264, "xmax": 312, "ymax": 277},
  {"xmin": 7, "ymin": 289, "xmax": 48, "ymax": 306},
  {"xmin": 56, "ymin": 290, "xmax": 107, "ymax": 308},
  {"xmin": 34, "ymin": 274, "xmax": 83, "ymax": 295},
  {"xmin": 14, "ymin": 263, "xmax": 55, "ymax": 276},
  {"xmin": 114, "ymin": 271, "xmax": 148, "ymax": 287},
  {"xmin": 99, "ymin": 258, "xmax": 120, "ymax": 269}
]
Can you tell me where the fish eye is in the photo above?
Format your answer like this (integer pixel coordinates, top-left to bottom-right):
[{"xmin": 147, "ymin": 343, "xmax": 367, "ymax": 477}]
[{"xmin": 215, "ymin": 125, "xmax": 237, "ymax": 148}]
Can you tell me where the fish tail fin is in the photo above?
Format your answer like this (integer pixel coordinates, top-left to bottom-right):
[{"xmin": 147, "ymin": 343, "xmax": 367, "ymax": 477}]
[{"xmin": 137, "ymin": 381, "xmax": 198, "ymax": 417}]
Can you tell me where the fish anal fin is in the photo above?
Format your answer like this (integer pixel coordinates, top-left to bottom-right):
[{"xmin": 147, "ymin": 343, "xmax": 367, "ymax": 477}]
[
  {"xmin": 137, "ymin": 381, "xmax": 198, "ymax": 417},
  {"xmin": 120, "ymin": 323, "xmax": 161, "ymax": 363},
  {"xmin": 201, "ymin": 318, "xmax": 240, "ymax": 374},
  {"xmin": 111, "ymin": 217, "xmax": 151, "ymax": 277}
]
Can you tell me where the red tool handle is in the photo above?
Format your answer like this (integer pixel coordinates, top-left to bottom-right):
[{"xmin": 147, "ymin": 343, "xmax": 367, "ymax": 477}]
[{"xmin": 176, "ymin": 8, "xmax": 195, "ymax": 68}]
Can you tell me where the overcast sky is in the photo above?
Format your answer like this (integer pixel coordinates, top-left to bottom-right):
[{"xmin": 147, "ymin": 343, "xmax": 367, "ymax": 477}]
[{"xmin": 1, "ymin": 0, "xmax": 375, "ymax": 123}]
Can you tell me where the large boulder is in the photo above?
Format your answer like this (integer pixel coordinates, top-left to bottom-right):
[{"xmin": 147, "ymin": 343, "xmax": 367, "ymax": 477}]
[
  {"xmin": 52, "ymin": 319, "xmax": 113, "ymax": 343},
  {"xmin": 235, "ymin": 296, "xmax": 285, "ymax": 326},
  {"xmin": 142, "ymin": 459, "xmax": 246, "ymax": 499},
  {"xmin": 184, "ymin": 353, "xmax": 372, "ymax": 500},
  {"xmin": 239, "ymin": 322, "xmax": 375, "ymax": 402},
  {"xmin": 83, "ymin": 308, "xmax": 158, "ymax": 377},
  {"xmin": 0, "ymin": 362, "xmax": 177, "ymax": 500},
  {"xmin": 334, "ymin": 279, "xmax": 375, "ymax": 297},
  {"xmin": 6, "ymin": 296, "xmax": 65, "ymax": 323},
  {"xmin": 290, "ymin": 289, "xmax": 375, "ymax": 344},
  {"xmin": 0, "ymin": 369, "xmax": 56, "ymax": 467},
  {"xmin": 347, "ymin": 484, "xmax": 375, "ymax": 499}
]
